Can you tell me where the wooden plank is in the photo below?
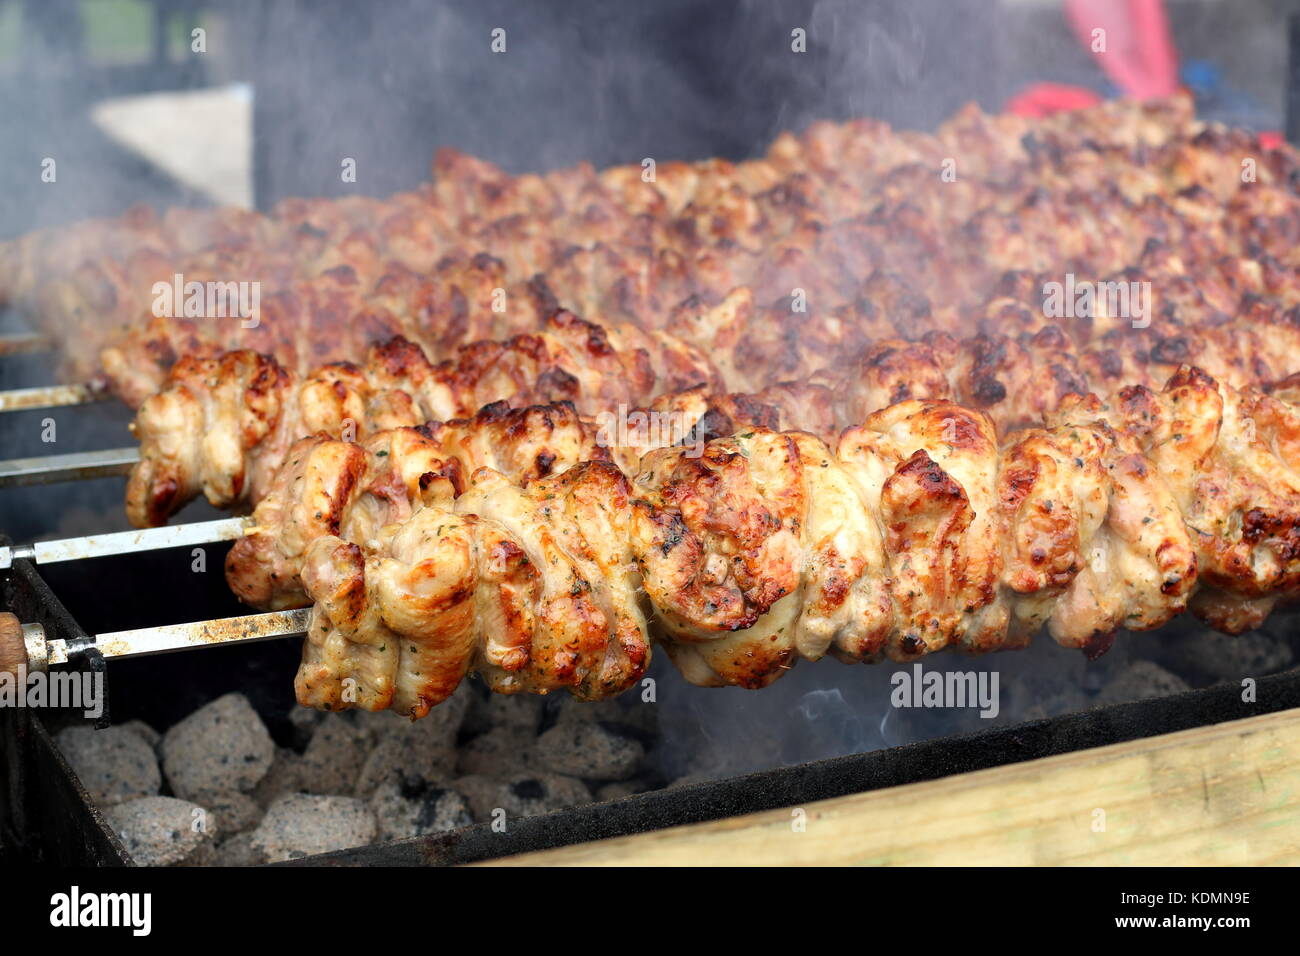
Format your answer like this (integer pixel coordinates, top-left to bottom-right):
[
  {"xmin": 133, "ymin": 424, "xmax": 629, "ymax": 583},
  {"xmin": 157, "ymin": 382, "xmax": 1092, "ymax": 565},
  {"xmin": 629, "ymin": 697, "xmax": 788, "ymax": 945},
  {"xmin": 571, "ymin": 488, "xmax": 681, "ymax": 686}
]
[{"xmin": 480, "ymin": 707, "xmax": 1300, "ymax": 866}]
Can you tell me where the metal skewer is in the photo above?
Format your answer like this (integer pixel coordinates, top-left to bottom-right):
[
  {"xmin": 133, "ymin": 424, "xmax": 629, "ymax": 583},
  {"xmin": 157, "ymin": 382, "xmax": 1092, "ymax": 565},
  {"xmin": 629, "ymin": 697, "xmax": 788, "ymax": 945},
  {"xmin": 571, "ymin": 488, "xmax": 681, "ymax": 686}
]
[
  {"xmin": 87, "ymin": 608, "xmax": 312, "ymax": 661},
  {"xmin": 0, "ymin": 446, "xmax": 140, "ymax": 486},
  {"xmin": 0, "ymin": 516, "xmax": 252, "ymax": 569},
  {"xmin": 0, "ymin": 332, "xmax": 52, "ymax": 357},
  {"xmin": 0, "ymin": 382, "xmax": 108, "ymax": 413},
  {"xmin": 0, "ymin": 608, "xmax": 312, "ymax": 674}
]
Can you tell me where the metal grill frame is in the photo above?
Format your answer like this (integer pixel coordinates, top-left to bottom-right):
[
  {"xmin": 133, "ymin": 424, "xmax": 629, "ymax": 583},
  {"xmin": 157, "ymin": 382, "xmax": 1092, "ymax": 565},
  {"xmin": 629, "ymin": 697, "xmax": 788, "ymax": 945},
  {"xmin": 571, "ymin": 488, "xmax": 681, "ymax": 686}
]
[{"xmin": 3, "ymin": 538, "xmax": 1297, "ymax": 867}]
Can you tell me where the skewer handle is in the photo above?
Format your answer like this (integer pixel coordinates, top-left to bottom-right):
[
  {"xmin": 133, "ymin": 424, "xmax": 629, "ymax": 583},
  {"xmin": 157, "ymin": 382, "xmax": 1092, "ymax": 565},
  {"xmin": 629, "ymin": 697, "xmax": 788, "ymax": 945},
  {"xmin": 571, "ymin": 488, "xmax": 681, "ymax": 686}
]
[
  {"xmin": 0, "ymin": 612, "xmax": 26, "ymax": 676},
  {"xmin": 0, "ymin": 613, "xmax": 54, "ymax": 675},
  {"xmin": 0, "ymin": 606, "xmax": 308, "ymax": 676}
]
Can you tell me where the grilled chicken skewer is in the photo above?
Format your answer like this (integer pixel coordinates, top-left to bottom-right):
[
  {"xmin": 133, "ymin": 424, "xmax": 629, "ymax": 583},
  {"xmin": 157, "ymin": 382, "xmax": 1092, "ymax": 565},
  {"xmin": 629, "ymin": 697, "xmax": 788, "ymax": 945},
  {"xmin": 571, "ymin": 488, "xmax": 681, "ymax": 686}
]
[
  {"xmin": 0, "ymin": 388, "xmax": 779, "ymax": 579},
  {"xmin": 125, "ymin": 282, "xmax": 1300, "ymax": 528},
  {"xmin": 224, "ymin": 390, "xmax": 783, "ymax": 610},
  {"xmin": 2, "ymin": 367, "xmax": 1295, "ymax": 719},
  {"xmin": 122, "ymin": 307, "xmax": 740, "ymax": 527},
  {"xmin": 7, "ymin": 95, "xmax": 1299, "ymax": 409},
  {"xmin": 0, "ymin": 94, "xmax": 1201, "ymax": 325},
  {"xmin": 286, "ymin": 366, "xmax": 1300, "ymax": 718}
]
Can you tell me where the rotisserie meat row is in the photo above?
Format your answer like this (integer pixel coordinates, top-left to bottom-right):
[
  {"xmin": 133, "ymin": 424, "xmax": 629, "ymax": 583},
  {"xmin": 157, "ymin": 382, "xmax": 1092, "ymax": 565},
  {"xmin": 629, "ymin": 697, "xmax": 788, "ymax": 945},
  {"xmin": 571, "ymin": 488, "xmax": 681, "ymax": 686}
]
[
  {"xmin": 289, "ymin": 366, "xmax": 1300, "ymax": 717},
  {"xmin": 0, "ymin": 94, "xmax": 1200, "ymax": 328},
  {"xmin": 127, "ymin": 285, "xmax": 1300, "ymax": 529},
  {"xmin": 226, "ymin": 389, "xmax": 782, "ymax": 610},
  {"xmin": 125, "ymin": 307, "xmax": 737, "ymax": 526},
  {"xmin": 6, "ymin": 95, "xmax": 1300, "ymax": 407}
]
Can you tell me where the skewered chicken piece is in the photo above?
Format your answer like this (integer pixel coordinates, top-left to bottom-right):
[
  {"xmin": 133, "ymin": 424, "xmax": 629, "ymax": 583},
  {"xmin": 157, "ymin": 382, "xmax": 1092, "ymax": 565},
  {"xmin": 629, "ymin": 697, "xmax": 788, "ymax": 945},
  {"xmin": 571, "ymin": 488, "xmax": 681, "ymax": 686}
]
[
  {"xmin": 70, "ymin": 165, "xmax": 1300, "ymax": 408},
  {"xmin": 125, "ymin": 308, "xmax": 728, "ymax": 527},
  {"xmin": 76, "ymin": 171, "xmax": 1300, "ymax": 409},
  {"xmin": 124, "ymin": 278, "xmax": 1300, "ymax": 530},
  {"xmin": 0, "ymin": 93, "xmax": 1200, "ymax": 318},
  {"xmin": 226, "ymin": 388, "xmax": 781, "ymax": 610},
  {"xmin": 96, "ymin": 252, "xmax": 569, "ymax": 409},
  {"xmin": 57, "ymin": 178, "xmax": 1300, "ymax": 414},
  {"xmin": 222, "ymin": 297, "xmax": 1300, "ymax": 611},
  {"xmin": 293, "ymin": 365, "xmax": 1300, "ymax": 717},
  {"xmin": 8, "ymin": 94, "xmax": 1296, "ymax": 405},
  {"xmin": 838, "ymin": 301, "xmax": 1300, "ymax": 432}
]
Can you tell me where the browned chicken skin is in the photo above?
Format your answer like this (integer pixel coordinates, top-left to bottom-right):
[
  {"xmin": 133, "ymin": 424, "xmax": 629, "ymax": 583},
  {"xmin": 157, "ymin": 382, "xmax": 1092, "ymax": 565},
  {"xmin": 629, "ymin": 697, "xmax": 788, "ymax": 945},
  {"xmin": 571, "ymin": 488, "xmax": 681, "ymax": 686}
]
[
  {"xmin": 127, "ymin": 289, "xmax": 1300, "ymax": 529},
  {"xmin": 291, "ymin": 367, "xmax": 1300, "ymax": 718},
  {"xmin": 7, "ymin": 94, "xmax": 1300, "ymax": 409},
  {"xmin": 226, "ymin": 389, "xmax": 781, "ymax": 610},
  {"xmin": 125, "ymin": 308, "xmax": 723, "ymax": 526},
  {"xmin": 3, "ymin": 95, "xmax": 1297, "ymax": 720}
]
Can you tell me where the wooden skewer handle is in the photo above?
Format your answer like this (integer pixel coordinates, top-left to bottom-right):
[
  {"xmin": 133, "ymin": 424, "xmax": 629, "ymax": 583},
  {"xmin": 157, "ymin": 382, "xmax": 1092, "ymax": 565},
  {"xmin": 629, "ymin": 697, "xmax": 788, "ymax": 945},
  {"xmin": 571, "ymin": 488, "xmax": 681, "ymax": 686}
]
[{"xmin": 0, "ymin": 612, "xmax": 27, "ymax": 676}]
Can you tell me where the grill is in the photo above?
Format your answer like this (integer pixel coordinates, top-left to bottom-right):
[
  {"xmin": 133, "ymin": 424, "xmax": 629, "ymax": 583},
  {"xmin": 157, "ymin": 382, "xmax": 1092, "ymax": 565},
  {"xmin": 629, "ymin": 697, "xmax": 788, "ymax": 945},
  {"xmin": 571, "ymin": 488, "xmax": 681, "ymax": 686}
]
[
  {"xmin": 4, "ymin": 0, "xmax": 1300, "ymax": 868},
  {"xmin": 5, "ymin": 378, "xmax": 1298, "ymax": 866}
]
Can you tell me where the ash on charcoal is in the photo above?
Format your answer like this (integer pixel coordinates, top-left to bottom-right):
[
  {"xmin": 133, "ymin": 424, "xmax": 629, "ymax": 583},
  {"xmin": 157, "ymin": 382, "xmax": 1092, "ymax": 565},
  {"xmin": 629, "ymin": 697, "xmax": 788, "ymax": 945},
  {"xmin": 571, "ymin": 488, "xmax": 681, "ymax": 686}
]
[
  {"xmin": 160, "ymin": 692, "xmax": 274, "ymax": 801},
  {"xmin": 199, "ymin": 790, "xmax": 264, "ymax": 836},
  {"xmin": 369, "ymin": 779, "xmax": 473, "ymax": 841},
  {"xmin": 250, "ymin": 793, "xmax": 377, "ymax": 863},
  {"xmin": 534, "ymin": 718, "xmax": 644, "ymax": 781},
  {"xmin": 452, "ymin": 771, "xmax": 591, "ymax": 822},
  {"xmin": 349, "ymin": 691, "xmax": 470, "ymax": 796},
  {"xmin": 349, "ymin": 690, "xmax": 470, "ymax": 797},
  {"xmin": 296, "ymin": 714, "xmax": 371, "ymax": 794},
  {"xmin": 462, "ymin": 689, "xmax": 544, "ymax": 737},
  {"xmin": 456, "ymin": 725, "xmax": 535, "ymax": 777},
  {"xmin": 118, "ymin": 719, "xmax": 161, "ymax": 750},
  {"xmin": 212, "ymin": 831, "xmax": 267, "ymax": 867},
  {"xmin": 250, "ymin": 747, "xmax": 304, "ymax": 809},
  {"xmin": 108, "ymin": 796, "xmax": 216, "ymax": 867},
  {"xmin": 1096, "ymin": 661, "xmax": 1191, "ymax": 706},
  {"xmin": 56, "ymin": 725, "xmax": 161, "ymax": 807},
  {"xmin": 355, "ymin": 733, "xmax": 455, "ymax": 798}
]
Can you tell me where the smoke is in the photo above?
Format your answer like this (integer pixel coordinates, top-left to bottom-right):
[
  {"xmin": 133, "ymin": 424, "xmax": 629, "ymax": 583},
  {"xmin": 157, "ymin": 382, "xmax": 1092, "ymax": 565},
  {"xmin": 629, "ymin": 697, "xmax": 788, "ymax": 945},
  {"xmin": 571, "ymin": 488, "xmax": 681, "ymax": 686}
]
[
  {"xmin": 245, "ymin": 0, "xmax": 1010, "ymax": 204},
  {"xmin": 3, "ymin": 0, "xmax": 1300, "ymax": 793},
  {"xmin": 646, "ymin": 612, "xmax": 1300, "ymax": 785}
]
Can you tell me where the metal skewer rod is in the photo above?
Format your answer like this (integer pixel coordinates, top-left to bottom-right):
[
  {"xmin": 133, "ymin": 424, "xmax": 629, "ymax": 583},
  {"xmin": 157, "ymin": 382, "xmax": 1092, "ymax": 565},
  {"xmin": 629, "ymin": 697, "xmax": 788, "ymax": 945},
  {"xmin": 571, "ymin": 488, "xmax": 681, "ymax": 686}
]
[
  {"xmin": 0, "ymin": 382, "xmax": 108, "ymax": 413},
  {"xmin": 0, "ymin": 446, "xmax": 140, "ymax": 487},
  {"xmin": 0, "ymin": 332, "xmax": 52, "ymax": 357},
  {"xmin": 0, "ymin": 608, "xmax": 312, "ymax": 674},
  {"xmin": 0, "ymin": 516, "xmax": 252, "ymax": 569},
  {"xmin": 85, "ymin": 608, "xmax": 312, "ymax": 661}
]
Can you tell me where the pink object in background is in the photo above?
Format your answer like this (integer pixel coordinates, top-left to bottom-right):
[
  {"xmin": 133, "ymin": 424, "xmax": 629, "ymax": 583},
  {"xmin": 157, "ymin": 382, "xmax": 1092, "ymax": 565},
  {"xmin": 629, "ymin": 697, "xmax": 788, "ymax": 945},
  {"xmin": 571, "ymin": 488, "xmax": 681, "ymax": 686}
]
[
  {"xmin": 1065, "ymin": 0, "xmax": 1180, "ymax": 100},
  {"xmin": 1007, "ymin": 0, "xmax": 1179, "ymax": 117},
  {"xmin": 1005, "ymin": 82, "xmax": 1103, "ymax": 118}
]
